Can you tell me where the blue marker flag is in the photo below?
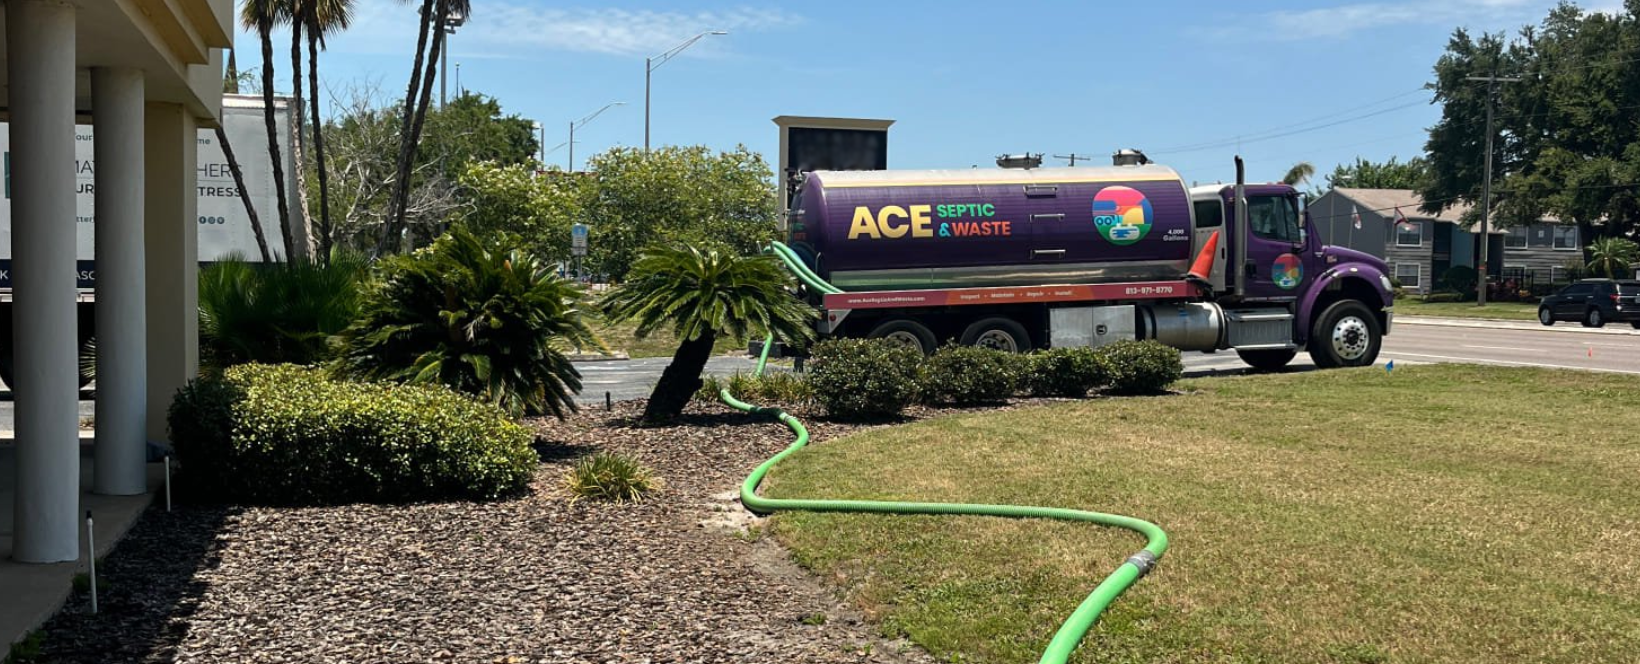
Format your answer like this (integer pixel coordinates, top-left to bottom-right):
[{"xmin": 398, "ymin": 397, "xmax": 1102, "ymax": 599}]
[{"xmin": 1385, "ymin": 360, "xmax": 1395, "ymax": 372}]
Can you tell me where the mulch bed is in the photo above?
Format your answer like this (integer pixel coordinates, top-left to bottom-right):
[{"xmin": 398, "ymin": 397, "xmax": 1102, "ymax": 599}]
[{"xmin": 24, "ymin": 398, "xmax": 1043, "ymax": 664}]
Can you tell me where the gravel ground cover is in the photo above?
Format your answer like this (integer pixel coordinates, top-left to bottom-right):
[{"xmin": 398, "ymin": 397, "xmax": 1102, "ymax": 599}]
[{"xmin": 22, "ymin": 399, "xmax": 982, "ymax": 664}]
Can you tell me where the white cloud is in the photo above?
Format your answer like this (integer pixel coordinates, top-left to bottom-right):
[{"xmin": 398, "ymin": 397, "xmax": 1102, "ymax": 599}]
[
  {"xmin": 1218, "ymin": 0, "xmax": 1553, "ymax": 40},
  {"xmin": 304, "ymin": 1, "xmax": 801, "ymax": 59}
]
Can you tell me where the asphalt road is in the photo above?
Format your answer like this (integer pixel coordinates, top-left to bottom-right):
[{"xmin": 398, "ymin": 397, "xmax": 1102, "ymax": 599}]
[{"xmin": 3, "ymin": 317, "xmax": 1638, "ymax": 424}]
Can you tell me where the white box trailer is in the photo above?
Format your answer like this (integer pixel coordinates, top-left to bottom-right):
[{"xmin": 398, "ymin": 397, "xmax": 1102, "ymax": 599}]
[{"xmin": 0, "ymin": 93, "xmax": 304, "ymax": 386}]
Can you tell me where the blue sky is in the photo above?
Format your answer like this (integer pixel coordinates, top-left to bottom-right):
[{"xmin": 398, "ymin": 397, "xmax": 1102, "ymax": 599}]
[{"xmin": 238, "ymin": 0, "xmax": 1617, "ymax": 186}]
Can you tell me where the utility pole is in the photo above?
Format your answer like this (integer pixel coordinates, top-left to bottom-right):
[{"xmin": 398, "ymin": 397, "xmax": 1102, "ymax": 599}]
[
  {"xmin": 1466, "ymin": 73, "xmax": 1521, "ymax": 306},
  {"xmin": 1054, "ymin": 153, "xmax": 1092, "ymax": 166}
]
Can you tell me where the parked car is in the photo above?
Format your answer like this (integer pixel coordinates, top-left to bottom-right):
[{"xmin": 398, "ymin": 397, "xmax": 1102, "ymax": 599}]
[{"xmin": 1537, "ymin": 279, "xmax": 1640, "ymax": 328}]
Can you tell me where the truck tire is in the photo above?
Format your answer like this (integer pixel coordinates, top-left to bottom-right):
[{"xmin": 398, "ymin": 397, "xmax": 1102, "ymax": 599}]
[
  {"xmin": 960, "ymin": 317, "xmax": 1032, "ymax": 353},
  {"xmin": 868, "ymin": 319, "xmax": 938, "ymax": 356},
  {"xmin": 1237, "ymin": 348, "xmax": 1296, "ymax": 372},
  {"xmin": 1308, "ymin": 300, "xmax": 1382, "ymax": 369}
]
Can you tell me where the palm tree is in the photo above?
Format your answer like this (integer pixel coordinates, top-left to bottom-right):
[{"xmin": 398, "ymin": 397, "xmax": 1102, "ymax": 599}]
[
  {"xmin": 304, "ymin": 0, "xmax": 352, "ymax": 263},
  {"xmin": 333, "ymin": 227, "xmax": 601, "ymax": 419},
  {"xmin": 1282, "ymin": 161, "xmax": 1316, "ymax": 187},
  {"xmin": 240, "ymin": 0, "xmax": 296, "ymax": 261},
  {"xmin": 382, "ymin": 0, "xmax": 469, "ymax": 255},
  {"xmin": 287, "ymin": 0, "xmax": 314, "ymax": 257},
  {"xmin": 601, "ymin": 245, "xmax": 817, "ymax": 422},
  {"xmin": 220, "ymin": 46, "xmax": 274, "ymax": 263},
  {"xmin": 1586, "ymin": 236, "xmax": 1639, "ymax": 278}
]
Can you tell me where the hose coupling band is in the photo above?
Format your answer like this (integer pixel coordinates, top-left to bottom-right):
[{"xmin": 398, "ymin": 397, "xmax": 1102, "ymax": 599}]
[{"xmin": 1125, "ymin": 551, "xmax": 1159, "ymax": 577}]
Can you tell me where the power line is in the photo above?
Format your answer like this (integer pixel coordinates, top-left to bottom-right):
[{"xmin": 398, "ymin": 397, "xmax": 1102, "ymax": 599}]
[{"xmin": 1150, "ymin": 88, "xmax": 1431, "ymax": 154}]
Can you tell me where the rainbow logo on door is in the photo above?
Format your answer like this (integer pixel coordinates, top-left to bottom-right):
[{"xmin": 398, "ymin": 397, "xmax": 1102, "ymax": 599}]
[
  {"xmin": 1273, "ymin": 253, "xmax": 1303, "ymax": 290},
  {"xmin": 1092, "ymin": 186, "xmax": 1153, "ymax": 246}
]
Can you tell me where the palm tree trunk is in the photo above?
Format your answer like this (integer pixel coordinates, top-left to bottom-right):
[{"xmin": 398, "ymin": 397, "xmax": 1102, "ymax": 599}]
[
  {"xmin": 259, "ymin": 24, "xmax": 295, "ymax": 261},
  {"xmin": 307, "ymin": 25, "xmax": 334, "ymax": 264},
  {"xmin": 289, "ymin": 14, "xmax": 314, "ymax": 261},
  {"xmin": 399, "ymin": 9, "xmax": 448, "ymax": 249},
  {"xmin": 381, "ymin": 0, "xmax": 438, "ymax": 255},
  {"xmin": 214, "ymin": 126, "xmax": 274, "ymax": 263},
  {"xmin": 643, "ymin": 330, "xmax": 715, "ymax": 423}
]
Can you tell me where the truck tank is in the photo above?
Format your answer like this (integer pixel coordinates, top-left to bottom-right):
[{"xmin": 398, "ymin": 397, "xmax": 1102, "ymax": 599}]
[{"xmin": 786, "ymin": 165, "xmax": 1196, "ymax": 290}]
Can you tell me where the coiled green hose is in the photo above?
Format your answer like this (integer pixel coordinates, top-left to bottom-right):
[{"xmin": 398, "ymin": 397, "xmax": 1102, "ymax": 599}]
[{"xmin": 725, "ymin": 255, "xmax": 1171, "ymax": 662}]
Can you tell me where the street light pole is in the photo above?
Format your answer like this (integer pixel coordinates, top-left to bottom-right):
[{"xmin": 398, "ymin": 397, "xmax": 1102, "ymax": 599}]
[
  {"xmin": 643, "ymin": 30, "xmax": 727, "ymax": 152},
  {"xmin": 1466, "ymin": 73, "xmax": 1521, "ymax": 306},
  {"xmin": 439, "ymin": 10, "xmax": 466, "ymax": 108},
  {"xmin": 568, "ymin": 101, "xmax": 626, "ymax": 172}
]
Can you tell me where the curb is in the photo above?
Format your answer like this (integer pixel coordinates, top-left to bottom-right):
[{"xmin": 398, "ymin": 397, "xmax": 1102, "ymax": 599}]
[
  {"xmin": 568, "ymin": 351, "xmax": 631, "ymax": 362},
  {"xmin": 1397, "ymin": 315, "xmax": 1640, "ymax": 336}
]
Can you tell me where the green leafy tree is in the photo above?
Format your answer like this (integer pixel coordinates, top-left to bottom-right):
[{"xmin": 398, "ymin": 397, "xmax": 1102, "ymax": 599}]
[
  {"xmin": 600, "ymin": 245, "xmax": 816, "ymax": 422},
  {"xmin": 580, "ymin": 146, "xmax": 780, "ymax": 281},
  {"xmin": 1422, "ymin": 5, "xmax": 1640, "ymax": 244},
  {"xmin": 1586, "ymin": 236, "xmax": 1639, "ymax": 278},
  {"xmin": 454, "ymin": 162, "xmax": 585, "ymax": 262},
  {"xmin": 422, "ymin": 93, "xmax": 541, "ymax": 169},
  {"xmin": 332, "ymin": 226, "xmax": 600, "ymax": 419},
  {"xmin": 1320, "ymin": 156, "xmax": 1430, "ymax": 192}
]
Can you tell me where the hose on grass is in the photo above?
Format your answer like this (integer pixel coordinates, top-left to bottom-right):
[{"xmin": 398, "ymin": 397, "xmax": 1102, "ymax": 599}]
[{"xmin": 725, "ymin": 315, "xmax": 1170, "ymax": 662}]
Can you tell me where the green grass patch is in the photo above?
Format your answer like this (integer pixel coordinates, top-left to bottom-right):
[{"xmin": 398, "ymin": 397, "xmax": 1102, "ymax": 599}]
[
  {"xmin": 583, "ymin": 307, "xmax": 747, "ymax": 358},
  {"xmin": 765, "ymin": 365, "xmax": 1640, "ymax": 663},
  {"xmin": 1394, "ymin": 297, "xmax": 1539, "ymax": 320}
]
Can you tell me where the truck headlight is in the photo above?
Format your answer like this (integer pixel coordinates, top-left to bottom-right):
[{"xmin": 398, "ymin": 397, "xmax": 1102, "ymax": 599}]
[{"xmin": 1380, "ymin": 274, "xmax": 1393, "ymax": 292}]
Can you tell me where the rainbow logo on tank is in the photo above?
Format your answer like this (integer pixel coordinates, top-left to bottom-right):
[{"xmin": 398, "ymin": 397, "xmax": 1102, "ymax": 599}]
[
  {"xmin": 1092, "ymin": 186, "xmax": 1153, "ymax": 246},
  {"xmin": 1273, "ymin": 253, "xmax": 1303, "ymax": 290}
]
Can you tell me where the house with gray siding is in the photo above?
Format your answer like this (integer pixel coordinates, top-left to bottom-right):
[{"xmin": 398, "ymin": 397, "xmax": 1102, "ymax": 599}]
[{"xmin": 1309, "ymin": 188, "xmax": 1577, "ymax": 293}]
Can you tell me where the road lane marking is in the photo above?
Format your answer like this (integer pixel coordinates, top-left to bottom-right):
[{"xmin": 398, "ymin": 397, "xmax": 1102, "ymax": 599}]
[
  {"xmin": 1459, "ymin": 345, "xmax": 1539, "ymax": 352},
  {"xmin": 1383, "ymin": 351, "xmax": 1640, "ymax": 375}
]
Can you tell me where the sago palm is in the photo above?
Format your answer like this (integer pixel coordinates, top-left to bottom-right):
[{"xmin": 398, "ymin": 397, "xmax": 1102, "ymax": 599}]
[
  {"xmin": 601, "ymin": 245, "xmax": 817, "ymax": 422},
  {"xmin": 1586, "ymin": 236, "xmax": 1639, "ymax": 278},
  {"xmin": 332, "ymin": 227, "xmax": 600, "ymax": 419},
  {"xmin": 198, "ymin": 251, "xmax": 368, "ymax": 369}
]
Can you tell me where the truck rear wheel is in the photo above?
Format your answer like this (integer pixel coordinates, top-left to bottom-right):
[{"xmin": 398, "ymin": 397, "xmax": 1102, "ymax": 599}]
[
  {"xmin": 1308, "ymin": 300, "xmax": 1381, "ymax": 369},
  {"xmin": 1236, "ymin": 348, "xmax": 1296, "ymax": 372},
  {"xmin": 868, "ymin": 319, "xmax": 937, "ymax": 356},
  {"xmin": 960, "ymin": 317, "xmax": 1032, "ymax": 353}
]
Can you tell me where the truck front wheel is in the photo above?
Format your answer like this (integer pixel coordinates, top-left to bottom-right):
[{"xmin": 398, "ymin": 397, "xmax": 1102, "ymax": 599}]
[
  {"xmin": 1309, "ymin": 300, "xmax": 1382, "ymax": 369},
  {"xmin": 960, "ymin": 317, "xmax": 1032, "ymax": 353},
  {"xmin": 868, "ymin": 319, "xmax": 938, "ymax": 356},
  {"xmin": 1237, "ymin": 348, "xmax": 1296, "ymax": 372}
]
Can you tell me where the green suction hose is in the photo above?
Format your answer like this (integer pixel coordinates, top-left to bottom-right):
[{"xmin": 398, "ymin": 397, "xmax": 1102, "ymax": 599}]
[{"xmin": 725, "ymin": 295, "xmax": 1170, "ymax": 662}]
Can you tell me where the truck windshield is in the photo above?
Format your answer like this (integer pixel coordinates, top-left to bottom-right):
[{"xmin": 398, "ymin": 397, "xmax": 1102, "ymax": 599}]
[{"xmin": 1248, "ymin": 195, "xmax": 1301, "ymax": 243}]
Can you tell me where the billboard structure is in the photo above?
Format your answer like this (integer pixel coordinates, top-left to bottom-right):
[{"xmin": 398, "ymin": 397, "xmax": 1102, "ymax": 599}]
[{"xmin": 772, "ymin": 116, "xmax": 893, "ymax": 229}]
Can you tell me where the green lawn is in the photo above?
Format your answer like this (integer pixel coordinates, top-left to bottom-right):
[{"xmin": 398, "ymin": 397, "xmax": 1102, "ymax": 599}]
[
  {"xmin": 764, "ymin": 365, "xmax": 1640, "ymax": 663},
  {"xmin": 581, "ymin": 308, "xmax": 749, "ymax": 358},
  {"xmin": 1394, "ymin": 297, "xmax": 1540, "ymax": 321}
]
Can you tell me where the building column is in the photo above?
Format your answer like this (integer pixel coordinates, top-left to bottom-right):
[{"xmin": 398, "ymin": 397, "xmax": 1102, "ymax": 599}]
[
  {"xmin": 92, "ymin": 68, "xmax": 148, "ymax": 496},
  {"xmin": 145, "ymin": 103, "xmax": 199, "ymax": 443},
  {"xmin": 8, "ymin": 0, "xmax": 81, "ymax": 564}
]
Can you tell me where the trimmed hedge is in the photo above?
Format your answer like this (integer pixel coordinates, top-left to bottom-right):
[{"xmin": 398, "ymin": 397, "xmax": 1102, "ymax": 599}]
[
  {"xmin": 168, "ymin": 364, "xmax": 538, "ymax": 505},
  {"xmin": 921, "ymin": 345, "xmax": 1021, "ymax": 405},
  {"xmin": 1028, "ymin": 347, "xmax": 1109, "ymax": 397},
  {"xmin": 808, "ymin": 338, "xmax": 921, "ymax": 419},
  {"xmin": 1097, "ymin": 340, "xmax": 1184, "ymax": 395}
]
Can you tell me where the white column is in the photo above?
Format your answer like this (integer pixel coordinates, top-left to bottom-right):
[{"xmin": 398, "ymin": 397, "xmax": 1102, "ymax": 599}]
[
  {"xmin": 145, "ymin": 103, "xmax": 199, "ymax": 444},
  {"xmin": 92, "ymin": 68, "xmax": 147, "ymax": 496},
  {"xmin": 8, "ymin": 0, "xmax": 80, "ymax": 564}
]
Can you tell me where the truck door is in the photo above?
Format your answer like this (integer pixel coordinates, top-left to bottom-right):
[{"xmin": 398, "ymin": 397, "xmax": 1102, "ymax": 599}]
[
  {"xmin": 1233, "ymin": 192, "xmax": 1308, "ymax": 300},
  {"xmin": 1191, "ymin": 197, "xmax": 1227, "ymax": 290}
]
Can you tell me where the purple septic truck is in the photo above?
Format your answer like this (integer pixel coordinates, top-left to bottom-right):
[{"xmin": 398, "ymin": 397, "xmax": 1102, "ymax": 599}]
[{"xmin": 785, "ymin": 155, "xmax": 1394, "ymax": 370}]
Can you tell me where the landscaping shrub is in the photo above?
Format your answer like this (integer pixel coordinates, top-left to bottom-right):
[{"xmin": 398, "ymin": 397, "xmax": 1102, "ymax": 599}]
[
  {"xmin": 332, "ymin": 227, "xmax": 601, "ymax": 419},
  {"xmin": 168, "ymin": 364, "xmax": 538, "ymax": 505},
  {"xmin": 1097, "ymin": 340, "xmax": 1184, "ymax": 395},
  {"xmin": 694, "ymin": 371, "xmax": 813, "ymax": 405},
  {"xmin": 1438, "ymin": 265, "xmax": 1478, "ymax": 297},
  {"xmin": 1424, "ymin": 291, "xmax": 1464, "ymax": 303},
  {"xmin": 920, "ymin": 344, "xmax": 1020, "ymax": 405},
  {"xmin": 808, "ymin": 338, "xmax": 921, "ymax": 419},
  {"xmin": 1027, "ymin": 347, "xmax": 1109, "ymax": 397},
  {"xmin": 563, "ymin": 451, "xmax": 660, "ymax": 503},
  {"xmin": 198, "ymin": 252, "xmax": 368, "ymax": 369}
]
